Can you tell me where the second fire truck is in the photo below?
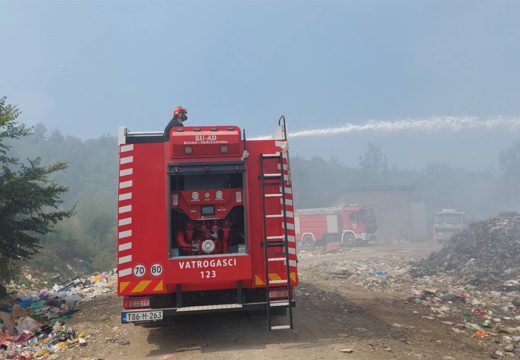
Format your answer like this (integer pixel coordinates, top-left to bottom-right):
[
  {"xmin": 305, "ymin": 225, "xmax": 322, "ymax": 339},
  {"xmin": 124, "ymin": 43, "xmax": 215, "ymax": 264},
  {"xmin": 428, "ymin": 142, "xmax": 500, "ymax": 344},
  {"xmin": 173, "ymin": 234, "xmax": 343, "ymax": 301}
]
[{"xmin": 295, "ymin": 204, "xmax": 378, "ymax": 247}]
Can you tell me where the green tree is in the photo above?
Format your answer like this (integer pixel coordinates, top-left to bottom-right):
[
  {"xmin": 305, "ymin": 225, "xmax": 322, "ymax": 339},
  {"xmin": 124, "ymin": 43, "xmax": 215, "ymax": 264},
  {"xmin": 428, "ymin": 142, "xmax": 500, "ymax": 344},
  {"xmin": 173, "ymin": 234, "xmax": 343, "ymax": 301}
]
[
  {"xmin": 356, "ymin": 143, "xmax": 389, "ymax": 184},
  {"xmin": 358, "ymin": 142, "xmax": 388, "ymax": 173},
  {"xmin": 0, "ymin": 97, "xmax": 73, "ymax": 291}
]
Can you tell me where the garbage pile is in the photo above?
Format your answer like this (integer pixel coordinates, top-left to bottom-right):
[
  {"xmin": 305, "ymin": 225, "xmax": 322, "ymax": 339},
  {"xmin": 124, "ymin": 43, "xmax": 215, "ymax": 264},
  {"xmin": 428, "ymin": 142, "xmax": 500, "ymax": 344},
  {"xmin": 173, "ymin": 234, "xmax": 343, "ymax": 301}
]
[
  {"xmin": 412, "ymin": 212, "xmax": 520, "ymax": 287},
  {"xmin": 307, "ymin": 213, "xmax": 520, "ymax": 356},
  {"xmin": 0, "ymin": 272, "xmax": 115, "ymax": 359}
]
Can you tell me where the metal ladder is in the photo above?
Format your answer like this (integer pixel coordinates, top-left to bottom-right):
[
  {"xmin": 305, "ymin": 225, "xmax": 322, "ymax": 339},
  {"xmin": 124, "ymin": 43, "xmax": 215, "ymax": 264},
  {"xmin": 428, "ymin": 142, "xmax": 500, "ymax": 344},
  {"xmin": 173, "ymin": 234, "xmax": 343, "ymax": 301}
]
[{"xmin": 260, "ymin": 152, "xmax": 294, "ymax": 331}]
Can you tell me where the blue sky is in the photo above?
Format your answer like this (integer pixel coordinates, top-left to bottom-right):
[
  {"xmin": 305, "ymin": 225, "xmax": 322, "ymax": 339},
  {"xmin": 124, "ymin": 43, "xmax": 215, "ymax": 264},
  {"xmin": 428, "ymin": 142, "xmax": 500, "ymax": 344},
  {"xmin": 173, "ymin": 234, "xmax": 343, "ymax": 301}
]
[{"xmin": 1, "ymin": 1, "xmax": 519, "ymax": 169}]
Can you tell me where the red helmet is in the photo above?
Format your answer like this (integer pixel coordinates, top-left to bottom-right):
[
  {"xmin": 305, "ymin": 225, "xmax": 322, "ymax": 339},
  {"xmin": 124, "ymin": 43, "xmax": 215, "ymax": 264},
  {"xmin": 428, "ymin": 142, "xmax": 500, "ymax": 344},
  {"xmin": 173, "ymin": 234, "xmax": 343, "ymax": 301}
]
[{"xmin": 173, "ymin": 106, "xmax": 188, "ymax": 116}]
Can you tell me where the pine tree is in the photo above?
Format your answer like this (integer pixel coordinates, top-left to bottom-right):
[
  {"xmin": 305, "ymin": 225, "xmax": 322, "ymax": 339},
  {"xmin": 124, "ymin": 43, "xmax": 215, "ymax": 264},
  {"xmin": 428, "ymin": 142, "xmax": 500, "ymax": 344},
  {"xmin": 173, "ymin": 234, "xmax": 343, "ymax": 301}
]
[{"xmin": 0, "ymin": 97, "xmax": 73, "ymax": 291}]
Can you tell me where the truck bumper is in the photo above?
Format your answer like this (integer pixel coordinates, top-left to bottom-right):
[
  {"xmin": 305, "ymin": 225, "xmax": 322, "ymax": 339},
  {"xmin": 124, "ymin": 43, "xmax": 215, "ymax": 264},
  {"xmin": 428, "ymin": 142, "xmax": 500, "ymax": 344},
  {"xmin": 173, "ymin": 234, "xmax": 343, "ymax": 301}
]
[{"xmin": 121, "ymin": 300, "xmax": 296, "ymax": 324}]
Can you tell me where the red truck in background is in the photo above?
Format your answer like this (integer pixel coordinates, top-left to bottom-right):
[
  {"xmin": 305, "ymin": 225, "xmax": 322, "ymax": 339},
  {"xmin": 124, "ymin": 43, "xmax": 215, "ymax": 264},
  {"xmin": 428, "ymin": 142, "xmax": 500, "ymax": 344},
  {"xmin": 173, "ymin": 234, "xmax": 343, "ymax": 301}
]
[
  {"xmin": 116, "ymin": 117, "xmax": 297, "ymax": 331},
  {"xmin": 295, "ymin": 205, "xmax": 377, "ymax": 247}
]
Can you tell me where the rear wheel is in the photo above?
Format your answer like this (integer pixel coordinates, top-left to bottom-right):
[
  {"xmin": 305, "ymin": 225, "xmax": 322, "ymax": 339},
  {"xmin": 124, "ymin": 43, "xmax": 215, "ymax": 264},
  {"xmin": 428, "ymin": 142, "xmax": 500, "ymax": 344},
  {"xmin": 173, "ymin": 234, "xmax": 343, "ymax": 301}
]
[
  {"xmin": 341, "ymin": 233, "xmax": 356, "ymax": 247},
  {"xmin": 302, "ymin": 234, "xmax": 315, "ymax": 248}
]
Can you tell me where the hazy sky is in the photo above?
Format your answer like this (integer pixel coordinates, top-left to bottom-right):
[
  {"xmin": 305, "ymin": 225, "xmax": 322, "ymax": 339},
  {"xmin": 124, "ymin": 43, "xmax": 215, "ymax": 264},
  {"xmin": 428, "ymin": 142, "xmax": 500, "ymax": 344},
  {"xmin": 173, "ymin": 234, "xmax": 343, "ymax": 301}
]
[{"xmin": 1, "ymin": 1, "xmax": 519, "ymax": 169}]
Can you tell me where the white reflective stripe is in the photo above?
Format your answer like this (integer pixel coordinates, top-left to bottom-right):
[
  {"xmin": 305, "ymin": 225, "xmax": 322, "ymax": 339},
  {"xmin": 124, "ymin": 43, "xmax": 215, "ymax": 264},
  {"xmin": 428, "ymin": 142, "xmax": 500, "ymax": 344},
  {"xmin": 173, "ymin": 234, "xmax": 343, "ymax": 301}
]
[
  {"xmin": 287, "ymin": 235, "xmax": 296, "ymax": 243},
  {"xmin": 119, "ymin": 180, "xmax": 133, "ymax": 189},
  {"xmin": 120, "ymin": 156, "xmax": 133, "ymax": 165},
  {"xmin": 120, "ymin": 144, "xmax": 134, "ymax": 153},
  {"xmin": 277, "ymin": 164, "xmax": 288, "ymax": 171},
  {"xmin": 281, "ymin": 199, "xmax": 293, "ymax": 206},
  {"xmin": 118, "ymin": 268, "xmax": 132, "ymax": 277},
  {"xmin": 118, "ymin": 205, "xmax": 132, "ymax": 214},
  {"xmin": 270, "ymin": 279, "xmax": 288, "ymax": 284},
  {"xmin": 118, "ymin": 192, "xmax": 132, "ymax": 201},
  {"xmin": 280, "ymin": 186, "xmax": 292, "ymax": 194},
  {"xmin": 285, "ymin": 211, "xmax": 294, "ymax": 218},
  {"xmin": 289, "ymin": 260, "xmax": 297, "ymax": 267},
  {"xmin": 118, "ymin": 217, "xmax": 132, "ymax": 226},
  {"xmin": 119, "ymin": 230, "xmax": 132, "ymax": 239},
  {"xmin": 119, "ymin": 168, "xmax": 133, "ymax": 177},
  {"xmin": 176, "ymin": 303, "xmax": 243, "ymax": 312},
  {"xmin": 118, "ymin": 255, "xmax": 132, "ymax": 264},
  {"xmin": 288, "ymin": 247, "xmax": 296, "ymax": 254},
  {"xmin": 283, "ymin": 223, "xmax": 295, "ymax": 230},
  {"xmin": 118, "ymin": 242, "xmax": 132, "ymax": 251}
]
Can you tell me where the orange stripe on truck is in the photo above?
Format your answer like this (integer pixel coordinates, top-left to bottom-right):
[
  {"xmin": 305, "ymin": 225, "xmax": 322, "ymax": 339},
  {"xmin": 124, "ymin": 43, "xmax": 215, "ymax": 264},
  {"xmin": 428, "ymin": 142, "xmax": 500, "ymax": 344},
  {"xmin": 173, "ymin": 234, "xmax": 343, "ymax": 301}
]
[
  {"xmin": 152, "ymin": 280, "xmax": 164, "ymax": 292},
  {"xmin": 254, "ymin": 272, "xmax": 298, "ymax": 286},
  {"xmin": 119, "ymin": 281, "xmax": 130, "ymax": 293},
  {"xmin": 131, "ymin": 280, "xmax": 152, "ymax": 293}
]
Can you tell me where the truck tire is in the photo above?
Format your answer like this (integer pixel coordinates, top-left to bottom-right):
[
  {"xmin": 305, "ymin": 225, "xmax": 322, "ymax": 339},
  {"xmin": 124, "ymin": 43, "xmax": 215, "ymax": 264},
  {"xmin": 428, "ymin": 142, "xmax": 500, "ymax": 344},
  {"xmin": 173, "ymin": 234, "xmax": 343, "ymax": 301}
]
[
  {"xmin": 302, "ymin": 235, "xmax": 315, "ymax": 248},
  {"xmin": 341, "ymin": 233, "xmax": 356, "ymax": 247}
]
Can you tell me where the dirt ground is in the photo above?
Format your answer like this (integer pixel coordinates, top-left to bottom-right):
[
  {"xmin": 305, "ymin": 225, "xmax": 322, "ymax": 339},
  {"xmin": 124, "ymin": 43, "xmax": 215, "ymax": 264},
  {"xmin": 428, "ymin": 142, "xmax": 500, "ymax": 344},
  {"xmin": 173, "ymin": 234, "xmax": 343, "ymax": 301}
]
[{"xmin": 66, "ymin": 242, "xmax": 498, "ymax": 360}]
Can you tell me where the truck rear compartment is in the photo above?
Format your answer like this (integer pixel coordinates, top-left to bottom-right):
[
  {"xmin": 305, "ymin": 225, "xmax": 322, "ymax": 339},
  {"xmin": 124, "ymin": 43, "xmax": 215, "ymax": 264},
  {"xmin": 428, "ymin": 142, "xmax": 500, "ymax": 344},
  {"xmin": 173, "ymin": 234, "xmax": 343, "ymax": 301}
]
[{"xmin": 117, "ymin": 121, "xmax": 297, "ymax": 329}]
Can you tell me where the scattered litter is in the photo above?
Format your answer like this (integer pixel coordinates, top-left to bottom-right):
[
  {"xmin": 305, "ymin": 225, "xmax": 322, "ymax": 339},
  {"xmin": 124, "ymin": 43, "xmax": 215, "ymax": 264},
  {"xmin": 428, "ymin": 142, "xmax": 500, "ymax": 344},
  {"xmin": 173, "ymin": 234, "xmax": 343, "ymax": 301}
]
[
  {"xmin": 473, "ymin": 329, "xmax": 487, "ymax": 337},
  {"xmin": 0, "ymin": 271, "xmax": 116, "ymax": 359}
]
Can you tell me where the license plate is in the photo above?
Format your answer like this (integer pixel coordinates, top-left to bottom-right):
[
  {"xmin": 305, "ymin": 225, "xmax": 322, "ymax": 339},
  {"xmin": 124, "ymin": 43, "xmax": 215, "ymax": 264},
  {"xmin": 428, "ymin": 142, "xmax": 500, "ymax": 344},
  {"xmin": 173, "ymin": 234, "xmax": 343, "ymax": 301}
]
[{"xmin": 122, "ymin": 310, "xmax": 163, "ymax": 323}]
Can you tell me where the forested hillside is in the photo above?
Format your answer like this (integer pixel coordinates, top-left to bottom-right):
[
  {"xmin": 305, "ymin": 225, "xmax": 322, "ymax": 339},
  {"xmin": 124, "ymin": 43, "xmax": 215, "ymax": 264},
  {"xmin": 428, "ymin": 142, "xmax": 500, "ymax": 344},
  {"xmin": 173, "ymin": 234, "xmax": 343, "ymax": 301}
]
[{"xmin": 7, "ymin": 125, "xmax": 118, "ymax": 279}]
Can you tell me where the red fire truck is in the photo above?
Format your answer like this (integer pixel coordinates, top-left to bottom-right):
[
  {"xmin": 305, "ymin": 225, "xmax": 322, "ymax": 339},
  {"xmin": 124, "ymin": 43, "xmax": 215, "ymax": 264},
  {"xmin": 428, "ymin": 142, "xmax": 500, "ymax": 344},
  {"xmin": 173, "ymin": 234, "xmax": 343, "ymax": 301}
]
[
  {"xmin": 116, "ymin": 117, "xmax": 297, "ymax": 330},
  {"xmin": 295, "ymin": 205, "xmax": 377, "ymax": 247}
]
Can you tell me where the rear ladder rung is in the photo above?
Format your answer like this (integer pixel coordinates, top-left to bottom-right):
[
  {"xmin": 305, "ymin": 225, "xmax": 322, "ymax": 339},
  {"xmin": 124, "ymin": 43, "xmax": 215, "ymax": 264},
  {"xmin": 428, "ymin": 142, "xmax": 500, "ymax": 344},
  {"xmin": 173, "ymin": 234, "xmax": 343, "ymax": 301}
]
[
  {"xmin": 265, "ymin": 193, "xmax": 283, "ymax": 198},
  {"xmin": 265, "ymin": 214, "xmax": 283, "ymax": 218},
  {"xmin": 268, "ymin": 257, "xmax": 286, "ymax": 262},
  {"xmin": 265, "ymin": 242, "xmax": 286, "ymax": 248},
  {"xmin": 262, "ymin": 153, "xmax": 281, "ymax": 158},
  {"xmin": 266, "ymin": 235, "xmax": 284, "ymax": 240},
  {"xmin": 270, "ymin": 301, "xmax": 290, "ymax": 307},
  {"xmin": 262, "ymin": 173, "xmax": 282, "ymax": 179},
  {"xmin": 270, "ymin": 325, "xmax": 291, "ymax": 330}
]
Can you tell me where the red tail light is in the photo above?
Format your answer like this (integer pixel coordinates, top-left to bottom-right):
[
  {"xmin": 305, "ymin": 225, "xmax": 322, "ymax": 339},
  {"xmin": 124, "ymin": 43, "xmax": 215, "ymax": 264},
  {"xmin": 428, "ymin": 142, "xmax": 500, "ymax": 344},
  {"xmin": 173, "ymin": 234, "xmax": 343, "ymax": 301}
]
[{"xmin": 124, "ymin": 297, "xmax": 151, "ymax": 309}]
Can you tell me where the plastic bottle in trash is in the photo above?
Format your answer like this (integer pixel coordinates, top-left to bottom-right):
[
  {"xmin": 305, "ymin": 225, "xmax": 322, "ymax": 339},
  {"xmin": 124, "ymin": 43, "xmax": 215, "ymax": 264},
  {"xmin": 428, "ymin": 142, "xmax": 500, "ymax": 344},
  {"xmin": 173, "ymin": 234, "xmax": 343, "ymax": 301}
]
[{"xmin": 463, "ymin": 310, "xmax": 471, "ymax": 322}]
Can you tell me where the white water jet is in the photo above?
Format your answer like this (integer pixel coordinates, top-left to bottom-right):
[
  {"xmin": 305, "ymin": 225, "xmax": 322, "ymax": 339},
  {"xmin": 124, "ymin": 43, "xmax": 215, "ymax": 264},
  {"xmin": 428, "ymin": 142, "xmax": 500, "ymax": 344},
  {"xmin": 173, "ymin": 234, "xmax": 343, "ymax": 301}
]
[{"xmin": 253, "ymin": 116, "xmax": 520, "ymax": 140}]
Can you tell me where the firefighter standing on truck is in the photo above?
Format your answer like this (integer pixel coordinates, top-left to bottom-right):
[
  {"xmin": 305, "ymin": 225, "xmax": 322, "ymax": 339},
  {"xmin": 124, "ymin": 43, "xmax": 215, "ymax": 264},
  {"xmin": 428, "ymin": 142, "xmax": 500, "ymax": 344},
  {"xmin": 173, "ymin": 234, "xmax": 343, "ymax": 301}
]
[
  {"xmin": 164, "ymin": 106, "xmax": 188, "ymax": 139},
  {"xmin": 169, "ymin": 106, "xmax": 188, "ymax": 127}
]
